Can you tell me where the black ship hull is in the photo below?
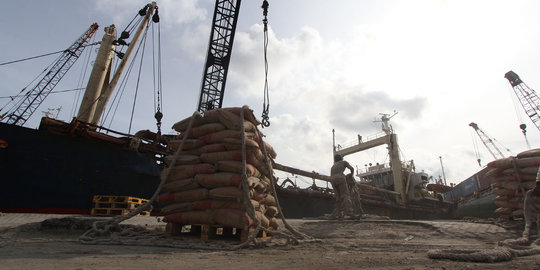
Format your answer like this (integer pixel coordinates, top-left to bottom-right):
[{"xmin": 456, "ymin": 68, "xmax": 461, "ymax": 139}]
[
  {"xmin": 276, "ymin": 187, "xmax": 456, "ymax": 219},
  {"xmin": 1, "ymin": 120, "xmax": 456, "ymax": 220},
  {"xmin": 0, "ymin": 121, "xmax": 161, "ymax": 214}
]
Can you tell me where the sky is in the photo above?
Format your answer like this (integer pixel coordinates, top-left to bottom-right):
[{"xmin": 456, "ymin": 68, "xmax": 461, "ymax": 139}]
[{"xmin": 2, "ymin": 0, "xmax": 540, "ymax": 188}]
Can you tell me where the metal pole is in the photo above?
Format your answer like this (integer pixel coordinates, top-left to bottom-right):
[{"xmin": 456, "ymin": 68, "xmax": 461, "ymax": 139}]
[{"xmin": 439, "ymin": 156, "xmax": 447, "ymax": 186}]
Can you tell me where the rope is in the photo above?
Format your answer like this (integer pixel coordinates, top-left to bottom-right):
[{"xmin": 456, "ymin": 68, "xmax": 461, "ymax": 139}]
[
  {"xmin": 80, "ymin": 108, "xmax": 308, "ymax": 249},
  {"xmin": 428, "ymin": 236, "xmax": 540, "ymax": 262},
  {"xmin": 80, "ymin": 111, "xmax": 200, "ymax": 243},
  {"xmin": 511, "ymin": 157, "xmax": 527, "ymax": 197},
  {"xmin": 232, "ymin": 107, "xmax": 262, "ymax": 249},
  {"xmin": 252, "ymin": 105, "xmax": 312, "ymax": 241},
  {"xmin": 128, "ymin": 22, "xmax": 150, "ymax": 134}
]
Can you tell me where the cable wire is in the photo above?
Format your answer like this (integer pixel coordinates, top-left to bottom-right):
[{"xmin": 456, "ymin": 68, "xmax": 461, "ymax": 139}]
[
  {"xmin": 128, "ymin": 24, "xmax": 150, "ymax": 134},
  {"xmin": 261, "ymin": 0, "xmax": 270, "ymax": 127}
]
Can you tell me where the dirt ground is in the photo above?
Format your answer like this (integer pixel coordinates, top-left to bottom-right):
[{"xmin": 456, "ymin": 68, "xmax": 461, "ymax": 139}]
[{"xmin": 0, "ymin": 217, "xmax": 539, "ymax": 270}]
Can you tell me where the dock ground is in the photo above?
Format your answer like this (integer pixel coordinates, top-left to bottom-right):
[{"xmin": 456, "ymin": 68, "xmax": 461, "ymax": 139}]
[{"xmin": 0, "ymin": 213, "xmax": 539, "ymax": 269}]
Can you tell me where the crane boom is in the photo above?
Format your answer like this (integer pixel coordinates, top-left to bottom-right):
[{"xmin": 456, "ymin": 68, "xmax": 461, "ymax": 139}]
[
  {"xmin": 197, "ymin": 0, "xmax": 242, "ymax": 113},
  {"xmin": 469, "ymin": 122, "xmax": 505, "ymax": 160},
  {"xmin": 5, "ymin": 23, "xmax": 99, "ymax": 126},
  {"xmin": 504, "ymin": 70, "xmax": 540, "ymax": 132}
]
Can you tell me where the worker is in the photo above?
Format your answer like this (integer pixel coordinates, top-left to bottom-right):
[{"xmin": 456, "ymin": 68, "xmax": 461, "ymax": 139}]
[
  {"xmin": 330, "ymin": 154, "xmax": 354, "ymax": 219},
  {"xmin": 522, "ymin": 177, "xmax": 540, "ymax": 242}
]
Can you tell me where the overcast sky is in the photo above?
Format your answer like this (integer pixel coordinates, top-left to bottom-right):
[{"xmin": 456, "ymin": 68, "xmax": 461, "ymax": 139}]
[{"xmin": 2, "ymin": 0, "xmax": 540, "ymax": 187}]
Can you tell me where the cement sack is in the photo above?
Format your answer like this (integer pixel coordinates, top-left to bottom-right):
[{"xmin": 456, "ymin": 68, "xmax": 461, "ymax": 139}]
[
  {"xmin": 162, "ymin": 163, "xmax": 216, "ymax": 181},
  {"xmin": 501, "ymin": 166, "xmax": 539, "ymax": 176},
  {"xmin": 212, "ymin": 209, "xmax": 253, "ymax": 228},
  {"xmin": 215, "ymin": 161, "xmax": 262, "ymax": 178},
  {"xmin": 178, "ymin": 143, "xmax": 226, "ymax": 156},
  {"xmin": 485, "ymin": 168, "xmax": 503, "ymax": 178},
  {"xmin": 200, "ymin": 149, "xmax": 263, "ymax": 164},
  {"xmin": 222, "ymin": 137, "xmax": 260, "ymax": 151},
  {"xmin": 495, "ymin": 207, "xmax": 513, "ymax": 215},
  {"xmin": 492, "ymin": 187, "xmax": 518, "ymax": 196},
  {"xmin": 178, "ymin": 123, "xmax": 226, "ymax": 139},
  {"xmin": 171, "ymin": 113, "xmax": 206, "ymax": 132},
  {"xmin": 160, "ymin": 202, "xmax": 194, "ymax": 215},
  {"xmin": 268, "ymin": 217, "xmax": 279, "ymax": 229},
  {"xmin": 255, "ymin": 211, "xmax": 270, "ymax": 228},
  {"xmin": 157, "ymin": 189, "xmax": 209, "ymax": 204},
  {"xmin": 192, "ymin": 199, "xmax": 247, "ymax": 211},
  {"xmin": 203, "ymin": 107, "xmax": 260, "ymax": 129},
  {"xmin": 163, "ymin": 178, "xmax": 200, "ymax": 192},
  {"xmin": 167, "ymin": 139, "xmax": 204, "ymax": 151},
  {"xmin": 208, "ymin": 186, "xmax": 248, "ymax": 201},
  {"xmin": 195, "ymin": 173, "xmax": 242, "ymax": 188},
  {"xmin": 516, "ymin": 148, "xmax": 540, "ymax": 159},
  {"xmin": 199, "ymin": 130, "xmax": 258, "ymax": 144},
  {"xmin": 164, "ymin": 155, "xmax": 200, "ymax": 166},
  {"xmin": 254, "ymin": 193, "xmax": 277, "ymax": 207},
  {"xmin": 487, "ymin": 156, "xmax": 540, "ymax": 169},
  {"xmin": 265, "ymin": 205, "xmax": 278, "ymax": 217},
  {"xmin": 493, "ymin": 174, "xmax": 538, "ymax": 182},
  {"xmin": 497, "ymin": 180, "xmax": 536, "ymax": 191},
  {"xmin": 512, "ymin": 208, "xmax": 524, "ymax": 217}
]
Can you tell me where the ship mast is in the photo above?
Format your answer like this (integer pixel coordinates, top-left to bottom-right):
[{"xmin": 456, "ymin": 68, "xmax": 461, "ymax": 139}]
[
  {"xmin": 77, "ymin": 25, "xmax": 117, "ymax": 123},
  {"xmin": 90, "ymin": 2, "xmax": 158, "ymax": 125},
  {"xmin": 333, "ymin": 112, "xmax": 406, "ymax": 205}
]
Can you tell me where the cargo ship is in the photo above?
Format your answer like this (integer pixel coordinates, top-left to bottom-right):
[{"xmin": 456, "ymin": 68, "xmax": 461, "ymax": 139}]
[
  {"xmin": 442, "ymin": 167, "xmax": 498, "ymax": 219},
  {"xmin": 446, "ymin": 149, "xmax": 540, "ymax": 220},
  {"xmin": 274, "ymin": 113, "xmax": 456, "ymax": 219},
  {"xmin": 1, "ymin": 2, "xmax": 455, "ymax": 220},
  {"xmin": 0, "ymin": 3, "xmax": 165, "ymax": 214}
]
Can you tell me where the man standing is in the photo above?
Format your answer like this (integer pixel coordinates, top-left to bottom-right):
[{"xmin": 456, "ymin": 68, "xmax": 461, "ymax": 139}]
[
  {"xmin": 330, "ymin": 154, "xmax": 354, "ymax": 219},
  {"xmin": 522, "ymin": 178, "xmax": 540, "ymax": 242}
]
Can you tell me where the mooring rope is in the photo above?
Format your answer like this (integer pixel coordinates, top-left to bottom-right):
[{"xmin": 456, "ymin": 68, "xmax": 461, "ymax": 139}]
[
  {"xmin": 232, "ymin": 107, "xmax": 262, "ymax": 249},
  {"xmin": 511, "ymin": 157, "xmax": 527, "ymax": 197},
  {"xmin": 79, "ymin": 108, "xmax": 310, "ymax": 249},
  {"xmin": 427, "ymin": 236, "xmax": 540, "ymax": 262},
  {"xmin": 233, "ymin": 105, "xmax": 311, "ymax": 249},
  {"xmin": 80, "ymin": 111, "xmax": 200, "ymax": 244}
]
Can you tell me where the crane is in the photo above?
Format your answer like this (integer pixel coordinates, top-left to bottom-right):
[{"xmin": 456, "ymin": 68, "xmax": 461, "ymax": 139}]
[
  {"xmin": 504, "ymin": 71, "xmax": 540, "ymax": 141},
  {"xmin": 469, "ymin": 122, "xmax": 511, "ymax": 166},
  {"xmin": 3, "ymin": 23, "xmax": 99, "ymax": 126},
  {"xmin": 197, "ymin": 0, "xmax": 242, "ymax": 113}
]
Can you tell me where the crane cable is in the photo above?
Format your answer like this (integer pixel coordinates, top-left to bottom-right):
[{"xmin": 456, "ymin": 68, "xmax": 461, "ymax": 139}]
[
  {"xmin": 261, "ymin": 0, "xmax": 270, "ymax": 128},
  {"xmin": 507, "ymin": 84, "xmax": 531, "ymax": 149},
  {"xmin": 152, "ymin": 7, "xmax": 163, "ymax": 135},
  {"xmin": 0, "ymin": 42, "xmax": 99, "ymax": 66},
  {"xmin": 470, "ymin": 127, "xmax": 482, "ymax": 167}
]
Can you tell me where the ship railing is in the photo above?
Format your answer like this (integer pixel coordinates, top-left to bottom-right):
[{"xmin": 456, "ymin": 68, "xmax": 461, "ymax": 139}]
[
  {"xmin": 358, "ymin": 160, "xmax": 414, "ymax": 175},
  {"xmin": 335, "ymin": 131, "xmax": 387, "ymax": 150}
]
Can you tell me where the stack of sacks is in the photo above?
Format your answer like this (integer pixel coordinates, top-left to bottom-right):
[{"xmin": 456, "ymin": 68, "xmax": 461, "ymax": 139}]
[
  {"xmin": 486, "ymin": 148, "xmax": 540, "ymax": 219},
  {"xmin": 158, "ymin": 107, "xmax": 279, "ymax": 230}
]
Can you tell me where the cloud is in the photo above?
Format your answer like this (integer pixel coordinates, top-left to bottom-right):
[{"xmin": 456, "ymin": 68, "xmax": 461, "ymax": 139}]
[{"xmin": 158, "ymin": 0, "xmax": 208, "ymax": 25}]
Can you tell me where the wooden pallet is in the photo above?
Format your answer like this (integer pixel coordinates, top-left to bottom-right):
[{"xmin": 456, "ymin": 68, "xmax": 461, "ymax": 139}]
[
  {"xmin": 165, "ymin": 223, "xmax": 268, "ymax": 242},
  {"xmin": 93, "ymin": 195, "xmax": 149, "ymax": 204},
  {"xmin": 90, "ymin": 208, "xmax": 150, "ymax": 216},
  {"xmin": 94, "ymin": 202, "xmax": 141, "ymax": 210}
]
